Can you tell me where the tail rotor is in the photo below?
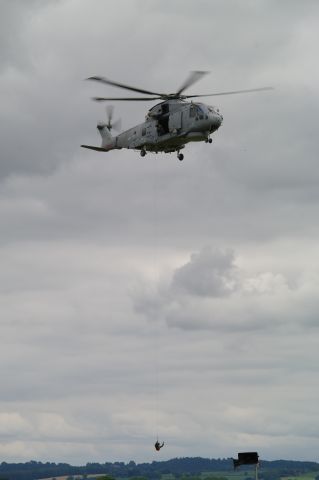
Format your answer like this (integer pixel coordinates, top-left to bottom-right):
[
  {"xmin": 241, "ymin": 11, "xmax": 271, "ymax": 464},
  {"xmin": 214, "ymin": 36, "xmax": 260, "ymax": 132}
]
[{"xmin": 105, "ymin": 105, "xmax": 122, "ymax": 132}]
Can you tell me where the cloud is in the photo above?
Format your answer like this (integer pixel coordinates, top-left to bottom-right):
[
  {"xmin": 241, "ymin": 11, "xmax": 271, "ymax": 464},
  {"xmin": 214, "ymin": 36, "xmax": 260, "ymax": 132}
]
[
  {"xmin": 0, "ymin": 413, "xmax": 31, "ymax": 436},
  {"xmin": 172, "ymin": 247, "xmax": 237, "ymax": 297},
  {"xmin": 134, "ymin": 246, "xmax": 319, "ymax": 334},
  {"xmin": 0, "ymin": 1, "xmax": 54, "ymax": 71}
]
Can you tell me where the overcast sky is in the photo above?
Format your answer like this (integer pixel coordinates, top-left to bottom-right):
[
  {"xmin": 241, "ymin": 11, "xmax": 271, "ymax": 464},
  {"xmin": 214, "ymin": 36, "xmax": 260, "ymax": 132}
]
[{"xmin": 1, "ymin": 0, "xmax": 319, "ymax": 467}]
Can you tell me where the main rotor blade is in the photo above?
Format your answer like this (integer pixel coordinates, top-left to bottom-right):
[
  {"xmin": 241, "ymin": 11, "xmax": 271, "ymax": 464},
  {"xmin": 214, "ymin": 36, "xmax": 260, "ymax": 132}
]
[
  {"xmin": 176, "ymin": 71, "xmax": 209, "ymax": 96},
  {"xmin": 88, "ymin": 76, "xmax": 163, "ymax": 97},
  {"xmin": 93, "ymin": 96, "xmax": 162, "ymax": 102},
  {"xmin": 185, "ymin": 86, "xmax": 273, "ymax": 98}
]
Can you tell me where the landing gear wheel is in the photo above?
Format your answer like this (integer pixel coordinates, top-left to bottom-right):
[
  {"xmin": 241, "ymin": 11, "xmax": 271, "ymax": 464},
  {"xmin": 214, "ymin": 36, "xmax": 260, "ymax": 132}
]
[
  {"xmin": 208, "ymin": 138, "xmax": 212, "ymax": 143},
  {"xmin": 178, "ymin": 153, "xmax": 184, "ymax": 161},
  {"xmin": 140, "ymin": 149, "xmax": 146, "ymax": 157}
]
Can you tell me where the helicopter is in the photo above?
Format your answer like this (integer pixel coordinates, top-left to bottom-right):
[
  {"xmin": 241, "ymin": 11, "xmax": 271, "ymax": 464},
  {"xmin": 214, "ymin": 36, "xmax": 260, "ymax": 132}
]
[{"xmin": 81, "ymin": 71, "xmax": 272, "ymax": 161}]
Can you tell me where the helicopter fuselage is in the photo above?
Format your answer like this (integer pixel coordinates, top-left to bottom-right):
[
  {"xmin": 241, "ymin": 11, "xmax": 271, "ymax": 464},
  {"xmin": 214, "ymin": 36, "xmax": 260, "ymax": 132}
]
[
  {"xmin": 119, "ymin": 100, "xmax": 222, "ymax": 152},
  {"xmin": 82, "ymin": 100, "xmax": 223, "ymax": 159}
]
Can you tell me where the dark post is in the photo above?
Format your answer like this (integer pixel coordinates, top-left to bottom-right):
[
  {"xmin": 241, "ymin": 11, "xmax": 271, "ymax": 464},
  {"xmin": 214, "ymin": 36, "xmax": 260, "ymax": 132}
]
[{"xmin": 232, "ymin": 451, "xmax": 259, "ymax": 480}]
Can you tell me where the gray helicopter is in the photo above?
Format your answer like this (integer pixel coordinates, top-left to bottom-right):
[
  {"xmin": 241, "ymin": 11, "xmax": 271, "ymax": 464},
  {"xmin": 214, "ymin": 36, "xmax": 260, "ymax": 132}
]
[{"xmin": 81, "ymin": 71, "xmax": 272, "ymax": 161}]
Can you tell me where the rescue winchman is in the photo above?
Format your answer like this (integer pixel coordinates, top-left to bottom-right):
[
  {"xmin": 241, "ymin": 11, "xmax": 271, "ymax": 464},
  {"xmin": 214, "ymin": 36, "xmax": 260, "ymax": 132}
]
[{"xmin": 154, "ymin": 440, "xmax": 164, "ymax": 451}]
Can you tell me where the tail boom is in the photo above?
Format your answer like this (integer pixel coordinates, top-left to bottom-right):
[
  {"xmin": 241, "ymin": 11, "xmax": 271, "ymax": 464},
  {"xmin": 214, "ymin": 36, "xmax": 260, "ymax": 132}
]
[
  {"xmin": 81, "ymin": 122, "xmax": 117, "ymax": 153},
  {"xmin": 81, "ymin": 145, "xmax": 109, "ymax": 152},
  {"xmin": 97, "ymin": 122, "xmax": 115, "ymax": 150}
]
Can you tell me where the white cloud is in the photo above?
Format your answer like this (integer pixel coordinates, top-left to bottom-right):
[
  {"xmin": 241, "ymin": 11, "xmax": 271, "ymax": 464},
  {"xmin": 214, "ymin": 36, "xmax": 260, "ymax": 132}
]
[
  {"xmin": 0, "ymin": 413, "xmax": 31, "ymax": 436},
  {"xmin": 242, "ymin": 272, "xmax": 290, "ymax": 295}
]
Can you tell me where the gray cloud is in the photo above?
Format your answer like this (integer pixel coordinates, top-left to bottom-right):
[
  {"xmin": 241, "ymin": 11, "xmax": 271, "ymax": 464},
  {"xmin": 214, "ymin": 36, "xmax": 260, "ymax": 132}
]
[
  {"xmin": 172, "ymin": 247, "xmax": 237, "ymax": 297},
  {"xmin": 134, "ymin": 246, "xmax": 319, "ymax": 334},
  {"xmin": 0, "ymin": 1, "xmax": 55, "ymax": 71}
]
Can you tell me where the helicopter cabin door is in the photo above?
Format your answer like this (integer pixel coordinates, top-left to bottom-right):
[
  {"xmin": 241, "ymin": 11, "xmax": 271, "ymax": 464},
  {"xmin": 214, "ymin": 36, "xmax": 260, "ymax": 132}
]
[{"xmin": 169, "ymin": 111, "xmax": 182, "ymax": 132}]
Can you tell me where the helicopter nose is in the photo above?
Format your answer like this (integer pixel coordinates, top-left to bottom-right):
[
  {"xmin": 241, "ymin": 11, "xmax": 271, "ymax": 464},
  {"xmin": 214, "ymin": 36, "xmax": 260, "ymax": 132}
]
[{"xmin": 210, "ymin": 113, "xmax": 222, "ymax": 131}]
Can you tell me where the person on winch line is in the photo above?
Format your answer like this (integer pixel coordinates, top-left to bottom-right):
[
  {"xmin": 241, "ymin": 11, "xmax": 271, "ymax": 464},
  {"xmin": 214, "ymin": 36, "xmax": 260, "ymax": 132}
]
[{"xmin": 155, "ymin": 440, "xmax": 164, "ymax": 451}]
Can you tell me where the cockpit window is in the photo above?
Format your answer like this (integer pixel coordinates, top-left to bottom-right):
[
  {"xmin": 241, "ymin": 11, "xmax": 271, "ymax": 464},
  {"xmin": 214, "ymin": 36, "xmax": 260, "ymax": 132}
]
[
  {"xmin": 189, "ymin": 105, "xmax": 196, "ymax": 117},
  {"xmin": 190, "ymin": 104, "xmax": 205, "ymax": 118},
  {"xmin": 197, "ymin": 105, "xmax": 204, "ymax": 119}
]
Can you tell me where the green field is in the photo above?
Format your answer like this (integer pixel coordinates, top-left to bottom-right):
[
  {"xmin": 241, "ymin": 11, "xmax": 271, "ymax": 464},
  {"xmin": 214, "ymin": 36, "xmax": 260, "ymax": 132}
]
[
  {"xmin": 200, "ymin": 471, "xmax": 255, "ymax": 480},
  {"xmin": 281, "ymin": 473, "xmax": 319, "ymax": 480},
  {"xmin": 176, "ymin": 470, "xmax": 319, "ymax": 480}
]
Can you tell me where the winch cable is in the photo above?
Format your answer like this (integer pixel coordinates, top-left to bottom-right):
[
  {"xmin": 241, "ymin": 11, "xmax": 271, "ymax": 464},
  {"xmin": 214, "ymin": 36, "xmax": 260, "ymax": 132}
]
[{"xmin": 151, "ymin": 155, "xmax": 162, "ymax": 447}]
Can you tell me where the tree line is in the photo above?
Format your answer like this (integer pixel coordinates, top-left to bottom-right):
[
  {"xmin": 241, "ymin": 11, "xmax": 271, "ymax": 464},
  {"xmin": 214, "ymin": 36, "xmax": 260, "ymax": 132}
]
[{"xmin": 0, "ymin": 458, "xmax": 318, "ymax": 480}]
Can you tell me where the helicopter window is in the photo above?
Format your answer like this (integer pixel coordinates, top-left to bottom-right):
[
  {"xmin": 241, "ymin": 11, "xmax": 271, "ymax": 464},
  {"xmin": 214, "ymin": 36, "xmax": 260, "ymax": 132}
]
[
  {"xmin": 197, "ymin": 105, "xmax": 204, "ymax": 119},
  {"xmin": 162, "ymin": 103, "xmax": 169, "ymax": 114},
  {"xmin": 142, "ymin": 128, "xmax": 146, "ymax": 136},
  {"xmin": 191, "ymin": 105, "xmax": 205, "ymax": 119},
  {"xmin": 189, "ymin": 105, "xmax": 196, "ymax": 117}
]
